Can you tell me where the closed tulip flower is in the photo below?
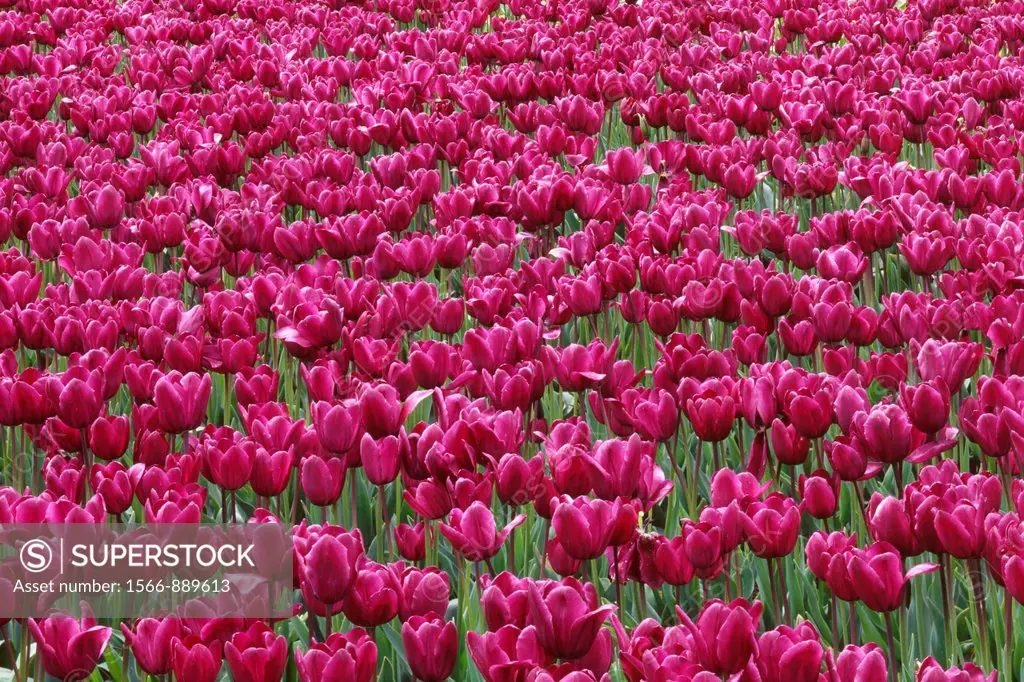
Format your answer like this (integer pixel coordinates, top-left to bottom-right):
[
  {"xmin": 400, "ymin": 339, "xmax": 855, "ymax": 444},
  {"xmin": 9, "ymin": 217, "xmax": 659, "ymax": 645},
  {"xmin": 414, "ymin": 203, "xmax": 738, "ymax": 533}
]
[
  {"xmin": 301, "ymin": 530, "xmax": 363, "ymax": 606},
  {"xmin": 799, "ymin": 470, "xmax": 840, "ymax": 520},
  {"xmin": 527, "ymin": 579, "xmax": 616, "ymax": 660},
  {"xmin": 394, "ymin": 522, "xmax": 427, "ymax": 562},
  {"xmin": 360, "ymin": 431, "xmax": 403, "ymax": 485},
  {"xmin": 756, "ymin": 622, "xmax": 825, "ymax": 682},
  {"xmin": 87, "ymin": 415, "xmax": 130, "ymax": 460},
  {"xmin": 832, "ymin": 644, "xmax": 888, "ymax": 682},
  {"xmin": 296, "ymin": 630, "xmax": 377, "ymax": 682},
  {"xmin": 57, "ymin": 376, "xmax": 103, "ymax": 430},
  {"xmin": 675, "ymin": 599, "xmax": 762, "ymax": 675},
  {"xmin": 300, "ymin": 455, "xmax": 346, "ymax": 506},
  {"xmin": 916, "ymin": 657, "xmax": 997, "ymax": 682},
  {"xmin": 552, "ymin": 495, "xmax": 623, "ymax": 560},
  {"xmin": 685, "ymin": 393, "xmax": 736, "ymax": 443},
  {"xmin": 342, "ymin": 561, "xmax": 401, "ymax": 627},
  {"xmin": 172, "ymin": 637, "xmax": 223, "ymax": 682},
  {"xmin": 681, "ymin": 519, "xmax": 723, "ymax": 572},
  {"xmin": 311, "ymin": 400, "xmax": 363, "ymax": 455},
  {"xmin": 769, "ymin": 419, "xmax": 810, "ymax": 466},
  {"xmin": 225, "ymin": 623, "xmax": 288, "ymax": 682},
  {"xmin": 397, "ymin": 566, "xmax": 450, "ymax": 622},
  {"xmin": 900, "ymin": 379, "xmax": 951, "ymax": 434},
  {"xmin": 653, "ymin": 535, "xmax": 696, "ymax": 586},
  {"xmin": 402, "ymin": 615, "xmax": 458, "ymax": 682},
  {"xmin": 742, "ymin": 493, "xmax": 801, "ymax": 559}
]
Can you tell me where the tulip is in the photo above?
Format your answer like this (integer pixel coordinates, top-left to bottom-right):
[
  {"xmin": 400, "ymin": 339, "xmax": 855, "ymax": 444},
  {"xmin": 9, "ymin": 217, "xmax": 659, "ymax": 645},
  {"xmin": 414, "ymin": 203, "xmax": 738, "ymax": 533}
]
[
  {"xmin": 528, "ymin": 579, "xmax": 616, "ymax": 660},
  {"xmin": 402, "ymin": 615, "xmax": 458, "ymax": 682},
  {"xmin": 917, "ymin": 657, "xmax": 997, "ymax": 682},
  {"xmin": 301, "ymin": 530, "xmax": 363, "ymax": 606},
  {"xmin": 675, "ymin": 599, "xmax": 762, "ymax": 675},
  {"xmin": 439, "ymin": 501, "xmax": 525, "ymax": 563},
  {"xmin": 85, "ymin": 185, "xmax": 125, "ymax": 229},
  {"xmin": 684, "ymin": 393, "xmax": 736, "ymax": 443},
  {"xmin": 29, "ymin": 612, "xmax": 112, "ymax": 682},
  {"xmin": 769, "ymin": 419, "xmax": 810, "ymax": 466},
  {"xmin": 57, "ymin": 376, "xmax": 103, "ymax": 430},
  {"xmin": 121, "ymin": 619, "xmax": 182, "ymax": 676},
  {"xmin": 204, "ymin": 439, "xmax": 257, "ymax": 491},
  {"xmin": 296, "ymin": 630, "xmax": 378, "ymax": 682},
  {"xmin": 172, "ymin": 637, "xmax": 223, "ymax": 682},
  {"xmin": 87, "ymin": 415, "xmax": 130, "ymax": 460},
  {"xmin": 799, "ymin": 470, "xmax": 840, "ymax": 520},
  {"xmin": 361, "ymin": 432, "xmax": 403, "ymax": 485},
  {"xmin": 868, "ymin": 495, "xmax": 921, "ymax": 557},
  {"xmin": 311, "ymin": 401, "xmax": 363, "ymax": 455},
  {"xmin": 900, "ymin": 379, "xmax": 952, "ymax": 434},
  {"xmin": 154, "ymin": 371, "xmax": 212, "ymax": 434},
  {"xmin": 845, "ymin": 542, "xmax": 938, "ymax": 612},
  {"xmin": 467, "ymin": 625, "xmax": 545, "ymax": 682},
  {"xmin": 394, "ymin": 522, "xmax": 427, "ymax": 562},
  {"xmin": 653, "ymin": 535, "xmax": 696, "ymax": 586},
  {"xmin": 552, "ymin": 495, "xmax": 623, "ymax": 560},
  {"xmin": 756, "ymin": 622, "xmax": 825, "ymax": 682},
  {"xmin": 92, "ymin": 461, "xmax": 139, "ymax": 516},
  {"xmin": 301, "ymin": 455, "xmax": 346, "ymax": 507},
  {"xmin": 397, "ymin": 566, "xmax": 450, "ymax": 622},
  {"xmin": 225, "ymin": 623, "xmax": 288, "ymax": 682},
  {"xmin": 587, "ymin": 435, "xmax": 648, "ymax": 499},
  {"xmin": 743, "ymin": 493, "xmax": 801, "ymax": 559},
  {"xmin": 680, "ymin": 519, "xmax": 723, "ymax": 574},
  {"xmin": 250, "ymin": 448, "xmax": 294, "ymax": 498},
  {"xmin": 832, "ymin": 644, "xmax": 888, "ymax": 681},
  {"xmin": 342, "ymin": 561, "xmax": 400, "ymax": 627}
]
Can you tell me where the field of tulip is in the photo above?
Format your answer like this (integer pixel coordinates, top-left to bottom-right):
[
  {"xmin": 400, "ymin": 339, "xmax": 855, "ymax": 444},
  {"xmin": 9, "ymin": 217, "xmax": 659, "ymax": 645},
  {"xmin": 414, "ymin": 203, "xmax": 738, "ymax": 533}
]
[{"xmin": 6, "ymin": 0, "xmax": 1024, "ymax": 679}]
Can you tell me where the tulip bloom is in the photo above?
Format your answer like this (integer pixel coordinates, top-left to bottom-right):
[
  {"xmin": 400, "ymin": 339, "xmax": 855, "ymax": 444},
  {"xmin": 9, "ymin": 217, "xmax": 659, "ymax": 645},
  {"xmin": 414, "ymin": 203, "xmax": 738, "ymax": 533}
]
[
  {"xmin": 756, "ymin": 622, "xmax": 825, "ymax": 682},
  {"xmin": 845, "ymin": 542, "xmax": 938, "ymax": 612},
  {"xmin": 401, "ymin": 615, "xmax": 458, "ymax": 682},
  {"xmin": 439, "ymin": 501, "xmax": 525, "ymax": 563},
  {"xmin": 296, "ymin": 630, "xmax": 378, "ymax": 682},
  {"xmin": 552, "ymin": 495, "xmax": 624, "ymax": 560},
  {"xmin": 29, "ymin": 613, "xmax": 112, "ymax": 682},
  {"xmin": 172, "ymin": 636, "xmax": 223, "ymax": 682},
  {"xmin": 121, "ymin": 618, "xmax": 182, "ymax": 676},
  {"xmin": 917, "ymin": 657, "xmax": 997, "ymax": 682},
  {"xmin": 154, "ymin": 371, "xmax": 212, "ymax": 434},
  {"xmin": 675, "ymin": 599, "xmax": 762, "ymax": 675},
  {"xmin": 527, "ymin": 578, "xmax": 615, "ymax": 660},
  {"xmin": 225, "ymin": 623, "xmax": 288, "ymax": 682},
  {"xmin": 301, "ymin": 530, "xmax": 363, "ymax": 606}
]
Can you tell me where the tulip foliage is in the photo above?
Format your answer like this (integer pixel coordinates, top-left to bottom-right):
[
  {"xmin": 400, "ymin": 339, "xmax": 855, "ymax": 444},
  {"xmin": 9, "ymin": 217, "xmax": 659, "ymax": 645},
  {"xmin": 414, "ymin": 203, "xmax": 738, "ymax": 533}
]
[{"xmin": 6, "ymin": 0, "xmax": 1024, "ymax": 679}]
